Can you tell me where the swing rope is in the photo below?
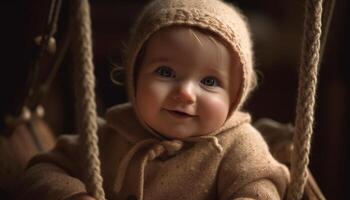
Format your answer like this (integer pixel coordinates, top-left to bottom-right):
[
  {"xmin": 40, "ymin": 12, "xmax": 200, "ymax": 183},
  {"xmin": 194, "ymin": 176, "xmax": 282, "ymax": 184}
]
[
  {"xmin": 288, "ymin": 0, "xmax": 323, "ymax": 199},
  {"xmin": 36, "ymin": 0, "xmax": 74, "ymax": 109},
  {"xmin": 24, "ymin": 0, "xmax": 62, "ymax": 110},
  {"xmin": 319, "ymin": 0, "xmax": 336, "ymax": 67},
  {"xmin": 71, "ymin": 0, "xmax": 105, "ymax": 199}
]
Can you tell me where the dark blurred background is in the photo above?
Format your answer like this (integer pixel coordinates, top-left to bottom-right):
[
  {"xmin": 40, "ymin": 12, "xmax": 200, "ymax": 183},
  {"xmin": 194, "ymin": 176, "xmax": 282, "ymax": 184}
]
[{"xmin": 0, "ymin": 0, "xmax": 348, "ymax": 199}]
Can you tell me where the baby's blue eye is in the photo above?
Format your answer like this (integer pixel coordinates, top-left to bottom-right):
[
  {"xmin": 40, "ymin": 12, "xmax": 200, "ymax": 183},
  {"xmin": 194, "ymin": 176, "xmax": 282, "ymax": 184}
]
[
  {"xmin": 201, "ymin": 76, "xmax": 219, "ymax": 87},
  {"xmin": 155, "ymin": 66, "xmax": 175, "ymax": 78}
]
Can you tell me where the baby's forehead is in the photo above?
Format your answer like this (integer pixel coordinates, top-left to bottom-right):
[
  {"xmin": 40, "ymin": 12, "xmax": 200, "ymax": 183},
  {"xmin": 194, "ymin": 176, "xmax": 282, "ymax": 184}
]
[
  {"xmin": 148, "ymin": 26, "xmax": 224, "ymax": 48},
  {"xmin": 142, "ymin": 26, "xmax": 240, "ymax": 70}
]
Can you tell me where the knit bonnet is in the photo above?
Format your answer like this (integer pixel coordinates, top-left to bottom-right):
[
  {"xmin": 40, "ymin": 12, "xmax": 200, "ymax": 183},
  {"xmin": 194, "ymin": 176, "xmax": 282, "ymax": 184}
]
[{"xmin": 124, "ymin": 0, "xmax": 254, "ymax": 122}]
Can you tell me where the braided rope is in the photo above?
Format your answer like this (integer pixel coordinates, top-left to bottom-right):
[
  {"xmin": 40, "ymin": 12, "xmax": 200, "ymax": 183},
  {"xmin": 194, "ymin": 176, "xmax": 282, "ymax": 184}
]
[
  {"xmin": 287, "ymin": 0, "xmax": 323, "ymax": 199},
  {"xmin": 71, "ymin": 0, "xmax": 106, "ymax": 199}
]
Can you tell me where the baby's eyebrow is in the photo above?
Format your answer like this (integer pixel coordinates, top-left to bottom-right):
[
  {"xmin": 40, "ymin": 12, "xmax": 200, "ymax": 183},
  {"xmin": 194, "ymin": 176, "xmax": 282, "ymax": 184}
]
[
  {"xmin": 205, "ymin": 66, "xmax": 228, "ymax": 79},
  {"xmin": 144, "ymin": 56, "xmax": 172, "ymax": 66}
]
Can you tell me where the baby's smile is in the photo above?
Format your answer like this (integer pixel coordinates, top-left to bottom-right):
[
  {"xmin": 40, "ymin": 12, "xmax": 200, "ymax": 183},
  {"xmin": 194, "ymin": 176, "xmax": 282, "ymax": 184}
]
[{"xmin": 163, "ymin": 108, "xmax": 197, "ymax": 119}]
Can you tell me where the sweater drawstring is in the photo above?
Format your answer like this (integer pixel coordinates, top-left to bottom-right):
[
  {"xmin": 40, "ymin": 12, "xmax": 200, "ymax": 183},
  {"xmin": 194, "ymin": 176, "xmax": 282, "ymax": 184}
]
[
  {"xmin": 137, "ymin": 140, "xmax": 184, "ymax": 200},
  {"xmin": 114, "ymin": 139, "xmax": 158, "ymax": 193},
  {"xmin": 114, "ymin": 136, "xmax": 222, "ymax": 200}
]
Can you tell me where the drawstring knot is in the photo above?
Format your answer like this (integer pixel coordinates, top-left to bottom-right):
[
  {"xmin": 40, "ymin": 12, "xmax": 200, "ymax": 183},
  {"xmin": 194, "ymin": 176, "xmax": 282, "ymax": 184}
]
[
  {"xmin": 147, "ymin": 140, "xmax": 183, "ymax": 161},
  {"xmin": 115, "ymin": 136, "xmax": 222, "ymax": 200}
]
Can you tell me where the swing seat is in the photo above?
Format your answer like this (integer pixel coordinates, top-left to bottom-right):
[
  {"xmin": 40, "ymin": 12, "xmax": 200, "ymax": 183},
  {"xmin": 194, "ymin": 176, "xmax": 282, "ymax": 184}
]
[
  {"xmin": 254, "ymin": 118, "xmax": 326, "ymax": 200},
  {"xmin": 0, "ymin": 113, "xmax": 56, "ymax": 199}
]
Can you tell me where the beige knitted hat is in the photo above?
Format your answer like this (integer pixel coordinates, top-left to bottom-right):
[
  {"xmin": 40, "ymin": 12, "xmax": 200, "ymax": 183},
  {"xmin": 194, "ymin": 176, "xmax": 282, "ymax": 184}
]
[{"xmin": 124, "ymin": 0, "xmax": 255, "ymax": 118}]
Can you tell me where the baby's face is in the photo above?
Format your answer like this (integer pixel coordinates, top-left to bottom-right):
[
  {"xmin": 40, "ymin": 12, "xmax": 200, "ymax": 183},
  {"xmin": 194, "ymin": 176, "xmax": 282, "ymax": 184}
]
[{"xmin": 135, "ymin": 26, "xmax": 241, "ymax": 139}]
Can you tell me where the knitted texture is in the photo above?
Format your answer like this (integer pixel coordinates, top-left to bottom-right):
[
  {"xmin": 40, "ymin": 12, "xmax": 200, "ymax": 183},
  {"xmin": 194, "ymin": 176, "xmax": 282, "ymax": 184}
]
[{"xmin": 124, "ymin": 0, "xmax": 254, "ymax": 118}]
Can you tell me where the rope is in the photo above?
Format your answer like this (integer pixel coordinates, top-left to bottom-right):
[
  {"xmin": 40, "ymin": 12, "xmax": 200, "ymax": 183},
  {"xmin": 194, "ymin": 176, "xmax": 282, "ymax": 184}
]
[
  {"xmin": 318, "ymin": 0, "xmax": 336, "ymax": 69},
  {"xmin": 71, "ymin": 0, "xmax": 105, "ymax": 199},
  {"xmin": 287, "ymin": 0, "xmax": 323, "ymax": 199},
  {"xmin": 25, "ymin": 0, "xmax": 62, "ymax": 110},
  {"xmin": 36, "ymin": 19, "xmax": 73, "ymax": 106}
]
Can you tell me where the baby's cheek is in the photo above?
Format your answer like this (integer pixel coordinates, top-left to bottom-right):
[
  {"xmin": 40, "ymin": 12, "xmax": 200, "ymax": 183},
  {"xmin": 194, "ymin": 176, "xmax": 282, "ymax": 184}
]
[
  {"xmin": 136, "ymin": 81, "xmax": 156, "ymax": 115},
  {"xmin": 199, "ymin": 95, "xmax": 230, "ymax": 130},
  {"xmin": 148, "ymin": 82, "xmax": 172, "ymax": 103}
]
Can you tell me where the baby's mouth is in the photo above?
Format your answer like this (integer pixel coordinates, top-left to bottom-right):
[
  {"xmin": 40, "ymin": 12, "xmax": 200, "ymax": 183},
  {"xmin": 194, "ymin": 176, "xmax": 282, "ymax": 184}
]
[{"xmin": 165, "ymin": 109, "xmax": 196, "ymax": 118}]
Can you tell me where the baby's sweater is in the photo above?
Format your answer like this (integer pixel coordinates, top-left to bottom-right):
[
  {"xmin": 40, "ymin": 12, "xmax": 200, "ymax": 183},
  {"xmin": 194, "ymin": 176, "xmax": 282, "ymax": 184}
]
[{"xmin": 16, "ymin": 103, "xmax": 290, "ymax": 200}]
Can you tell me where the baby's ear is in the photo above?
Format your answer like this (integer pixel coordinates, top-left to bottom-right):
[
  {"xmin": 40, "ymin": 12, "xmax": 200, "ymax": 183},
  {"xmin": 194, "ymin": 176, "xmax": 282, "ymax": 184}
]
[
  {"xmin": 110, "ymin": 65, "xmax": 125, "ymax": 86},
  {"xmin": 249, "ymin": 70, "xmax": 258, "ymax": 92}
]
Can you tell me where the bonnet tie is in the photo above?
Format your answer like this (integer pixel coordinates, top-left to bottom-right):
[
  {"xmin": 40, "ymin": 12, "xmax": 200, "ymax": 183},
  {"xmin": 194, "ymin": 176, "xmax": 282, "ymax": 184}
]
[{"xmin": 114, "ymin": 136, "xmax": 223, "ymax": 200}]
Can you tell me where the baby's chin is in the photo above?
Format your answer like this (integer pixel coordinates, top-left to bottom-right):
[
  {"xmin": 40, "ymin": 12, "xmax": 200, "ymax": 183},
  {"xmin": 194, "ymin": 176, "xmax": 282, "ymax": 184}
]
[
  {"xmin": 156, "ymin": 128, "xmax": 213, "ymax": 140},
  {"xmin": 144, "ymin": 119, "xmax": 221, "ymax": 139}
]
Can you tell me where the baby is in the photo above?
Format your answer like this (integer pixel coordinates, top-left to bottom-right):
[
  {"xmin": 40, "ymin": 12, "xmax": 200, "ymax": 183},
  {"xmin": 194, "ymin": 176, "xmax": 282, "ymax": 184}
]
[{"xmin": 17, "ymin": 0, "xmax": 289, "ymax": 200}]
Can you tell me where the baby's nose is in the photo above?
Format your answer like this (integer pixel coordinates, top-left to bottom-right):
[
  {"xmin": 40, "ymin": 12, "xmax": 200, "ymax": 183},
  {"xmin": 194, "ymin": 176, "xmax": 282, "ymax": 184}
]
[{"xmin": 172, "ymin": 82, "xmax": 196, "ymax": 104}]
